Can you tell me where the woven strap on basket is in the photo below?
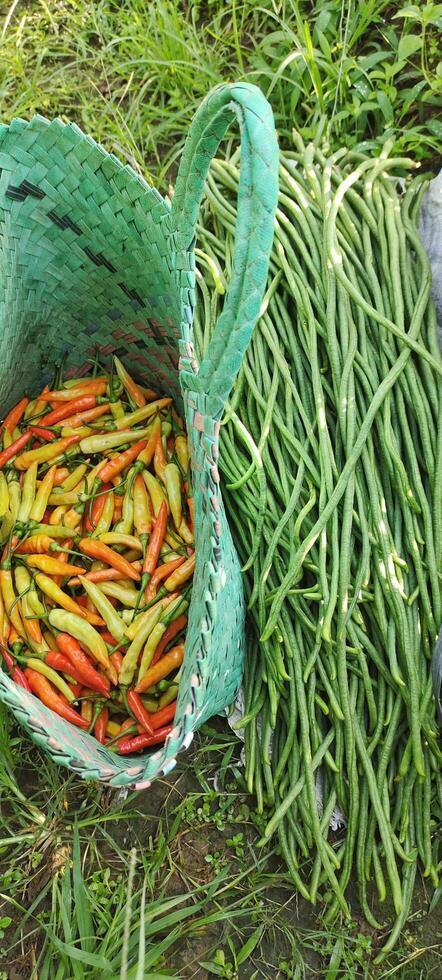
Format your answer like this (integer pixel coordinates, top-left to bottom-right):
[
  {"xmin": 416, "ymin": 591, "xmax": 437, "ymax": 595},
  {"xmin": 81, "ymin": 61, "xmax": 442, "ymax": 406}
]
[{"xmin": 0, "ymin": 82, "xmax": 279, "ymax": 787}]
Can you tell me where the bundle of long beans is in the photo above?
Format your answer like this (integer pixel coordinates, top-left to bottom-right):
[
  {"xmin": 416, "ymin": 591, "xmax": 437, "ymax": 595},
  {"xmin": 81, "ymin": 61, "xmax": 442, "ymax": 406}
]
[{"xmin": 194, "ymin": 135, "xmax": 442, "ymax": 954}]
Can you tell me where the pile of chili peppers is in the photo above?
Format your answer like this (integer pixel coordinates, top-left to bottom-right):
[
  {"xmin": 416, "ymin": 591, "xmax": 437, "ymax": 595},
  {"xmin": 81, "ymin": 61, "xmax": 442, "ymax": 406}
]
[{"xmin": 0, "ymin": 358, "xmax": 194, "ymax": 754}]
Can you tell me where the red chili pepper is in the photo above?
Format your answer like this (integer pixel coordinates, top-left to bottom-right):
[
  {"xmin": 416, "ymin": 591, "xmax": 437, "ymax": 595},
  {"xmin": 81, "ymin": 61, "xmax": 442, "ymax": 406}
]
[
  {"xmin": 24, "ymin": 668, "xmax": 89, "ymax": 729},
  {"xmin": 94, "ymin": 706, "xmax": 109, "ymax": 744},
  {"xmin": 0, "ymin": 642, "xmax": 14, "ymax": 670},
  {"xmin": 116, "ymin": 723, "xmax": 173, "ymax": 754},
  {"xmin": 55, "ymin": 633, "xmax": 110, "ymax": 697},
  {"xmin": 45, "ymin": 650, "xmax": 86, "ymax": 685},
  {"xmin": 149, "ymin": 614, "xmax": 187, "ymax": 668},
  {"xmin": 126, "ymin": 689, "xmax": 154, "ymax": 734},
  {"xmin": 28, "ymin": 426, "xmax": 57, "ymax": 443},
  {"xmin": 150, "ymin": 700, "xmax": 177, "ymax": 730},
  {"xmin": 11, "ymin": 665, "xmax": 32, "ymax": 691},
  {"xmin": 39, "ymin": 395, "xmax": 97, "ymax": 426},
  {"xmin": 0, "ymin": 431, "xmax": 32, "ymax": 469}
]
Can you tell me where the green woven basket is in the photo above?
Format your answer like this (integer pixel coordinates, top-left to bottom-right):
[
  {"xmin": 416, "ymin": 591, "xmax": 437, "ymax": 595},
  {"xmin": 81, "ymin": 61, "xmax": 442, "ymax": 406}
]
[{"xmin": 0, "ymin": 83, "xmax": 278, "ymax": 788}]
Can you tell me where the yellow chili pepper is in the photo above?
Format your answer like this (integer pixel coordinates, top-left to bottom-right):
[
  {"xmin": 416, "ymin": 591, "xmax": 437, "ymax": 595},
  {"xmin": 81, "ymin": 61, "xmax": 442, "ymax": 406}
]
[
  {"xmin": 143, "ymin": 471, "xmax": 168, "ymax": 517},
  {"xmin": 43, "ymin": 628, "xmax": 58, "ymax": 652},
  {"xmin": 0, "ymin": 473, "xmax": 9, "ymax": 517},
  {"xmin": 15, "ymin": 565, "xmax": 45, "ymax": 617},
  {"xmin": 106, "ymin": 720, "xmax": 120, "ymax": 737},
  {"xmin": 50, "ymin": 505, "xmax": 67, "ymax": 524},
  {"xmin": 133, "ymin": 473, "xmax": 151, "ymax": 546},
  {"xmin": 99, "ymin": 580, "xmax": 138, "ymax": 607},
  {"xmin": 7, "ymin": 474, "xmax": 21, "ymax": 522},
  {"xmin": 62, "ymin": 509, "xmax": 83, "ymax": 531},
  {"xmin": 79, "ymin": 428, "xmax": 152, "ymax": 455},
  {"xmin": 60, "ymin": 426, "xmax": 94, "ymax": 438},
  {"xmin": 47, "ymin": 489, "xmax": 83, "ymax": 506},
  {"xmin": 0, "ymin": 568, "xmax": 25, "ymax": 637},
  {"xmin": 24, "ymin": 397, "xmax": 39, "ymax": 420},
  {"xmin": 175, "ymin": 435, "xmax": 190, "ymax": 474},
  {"xmin": 2, "ymin": 431, "xmax": 13, "ymax": 450},
  {"xmin": 113, "ymin": 484, "xmax": 134, "ymax": 536},
  {"xmin": 14, "ymin": 436, "xmax": 80, "ymax": 470},
  {"xmin": 17, "ymin": 461, "xmax": 38, "ymax": 522},
  {"xmin": 99, "ymin": 532, "xmax": 142, "ymax": 552},
  {"xmin": 92, "ymin": 490, "xmax": 114, "ymax": 537},
  {"xmin": 110, "ymin": 400, "xmax": 125, "ymax": 420},
  {"xmin": 159, "ymin": 683, "xmax": 179, "ymax": 709},
  {"xmin": 56, "ymin": 463, "xmax": 88, "ymax": 493},
  {"xmin": 119, "ymin": 602, "xmax": 166, "ymax": 686},
  {"xmin": 81, "ymin": 700, "xmax": 93, "ymax": 723},
  {"xmin": 26, "ymin": 658, "xmax": 76, "ymax": 703},
  {"xmin": 164, "ymin": 463, "xmax": 182, "ymax": 530},
  {"xmin": 48, "ymin": 608, "xmax": 111, "ymax": 672},
  {"xmin": 125, "ymin": 593, "xmax": 175, "ymax": 641},
  {"xmin": 35, "ymin": 573, "xmax": 91, "ymax": 619},
  {"xmin": 25, "ymin": 555, "xmax": 84, "ymax": 577},
  {"xmin": 30, "ymin": 464, "xmax": 56, "ymax": 522},
  {"xmin": 32, "ymin": 523, "xmax": 76, "ymax": 538},
  {"xmin": 177, "ymin": 519, "xmax": 194, "ymax": 545},
  {"xmin": 81, "ymin": 579, "xmax": 126, "ymax": 641},
  {"xmin": 114, "ymin": 398, "xmax": 172, "ymax": 431}
]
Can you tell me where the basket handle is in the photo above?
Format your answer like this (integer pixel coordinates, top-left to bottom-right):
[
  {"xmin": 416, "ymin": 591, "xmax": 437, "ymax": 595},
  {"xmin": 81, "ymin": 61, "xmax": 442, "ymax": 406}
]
[{"xmin": 170, "ymin": 82, "xmax": 278, "ymax": 413}]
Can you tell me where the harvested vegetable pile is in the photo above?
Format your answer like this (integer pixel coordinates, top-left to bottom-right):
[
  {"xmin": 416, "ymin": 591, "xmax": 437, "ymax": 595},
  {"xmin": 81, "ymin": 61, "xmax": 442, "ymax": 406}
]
[
  {"xmin": 0, "ymin": 359, "xmax": 194, "ymax": 754},
  {"xmin": 195, "ymin": 137, "xmax": 442, "ymax": 955}
]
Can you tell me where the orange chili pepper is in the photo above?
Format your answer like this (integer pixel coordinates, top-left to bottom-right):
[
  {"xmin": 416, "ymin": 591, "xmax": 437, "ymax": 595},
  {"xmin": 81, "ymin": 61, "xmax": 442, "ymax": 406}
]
[
  {"xmin": 24, "ymin": 668, "xmax": 89, "ymax": 729},
  {"xmin": 2, "ymin": 397, "xmax": 29, "ymax": 434},
  {"xmin": 144, "ymin": 556, "xmax": 185, "ymax": 602},
  {"xmin": 149, "ymin": 613, "xmax": 187, "ymax": 669},
  {"xmin": 153, "ymin": 429, "xmax": 167, "ymax": 482},
  {"xmin": 39, "ymin": 395, "xmax": 97, "ymax": 426},
  {"xmin": 53, "ymin": 467, "xmax": 71, "ymax": 487},
  {"xmin": 60, "ymin": 402, "xmax": 110, "ymax": 428},
  {"xmin": 143, "ymin": 501, "xmax": 167, "ymax": 583},
  {"xmin": 79, "ymin": 539, "xmax": 140, "ymax": 581},
  {"xmin": 84, "ymin": 482, "xmax": 112, "ymax": 534},
  {"xmin": 113, "ymin": 357, "xmax": 146, "ymax": 407},
  {"xmin": 15, "ymin": 534, "xmax": 54, "ymax": 554},
  {"xmin": 68, "ymin": 560, "xmax": 142, "ymax": 587},
  {"xmin": 135, "ymin": 643, "xmax": 184, "ymax": 692},
  {"xmin": 38, "ymin": 380, "xmax": 107, "ymax": 401},
  {"xmin": 98, "ymin": 439, "xmax": 148, "ymax": 485}
]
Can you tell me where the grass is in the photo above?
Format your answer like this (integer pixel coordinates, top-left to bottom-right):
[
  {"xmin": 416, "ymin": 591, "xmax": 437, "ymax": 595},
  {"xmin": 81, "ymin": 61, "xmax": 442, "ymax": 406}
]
[
  {"xmin": 0, "ymin": 0, "xmax": 440, "ymax": 182},
  {"xmin": 0, "ymin": 0, "xmax": 441, "ymax": 977}
]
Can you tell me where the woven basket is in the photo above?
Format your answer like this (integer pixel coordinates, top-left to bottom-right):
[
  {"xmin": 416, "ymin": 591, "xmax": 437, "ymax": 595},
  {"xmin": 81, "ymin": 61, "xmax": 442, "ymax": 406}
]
[{"xmin": 0, "ymin": 83, "xmax": 278, "ymax": 787}]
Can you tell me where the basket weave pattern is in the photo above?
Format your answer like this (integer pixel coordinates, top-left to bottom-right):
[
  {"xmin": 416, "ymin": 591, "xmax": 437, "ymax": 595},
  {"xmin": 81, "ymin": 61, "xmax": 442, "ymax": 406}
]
[{"xmin": 0, "ymin": 84, "xmax": 278, "ymax": 787}]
